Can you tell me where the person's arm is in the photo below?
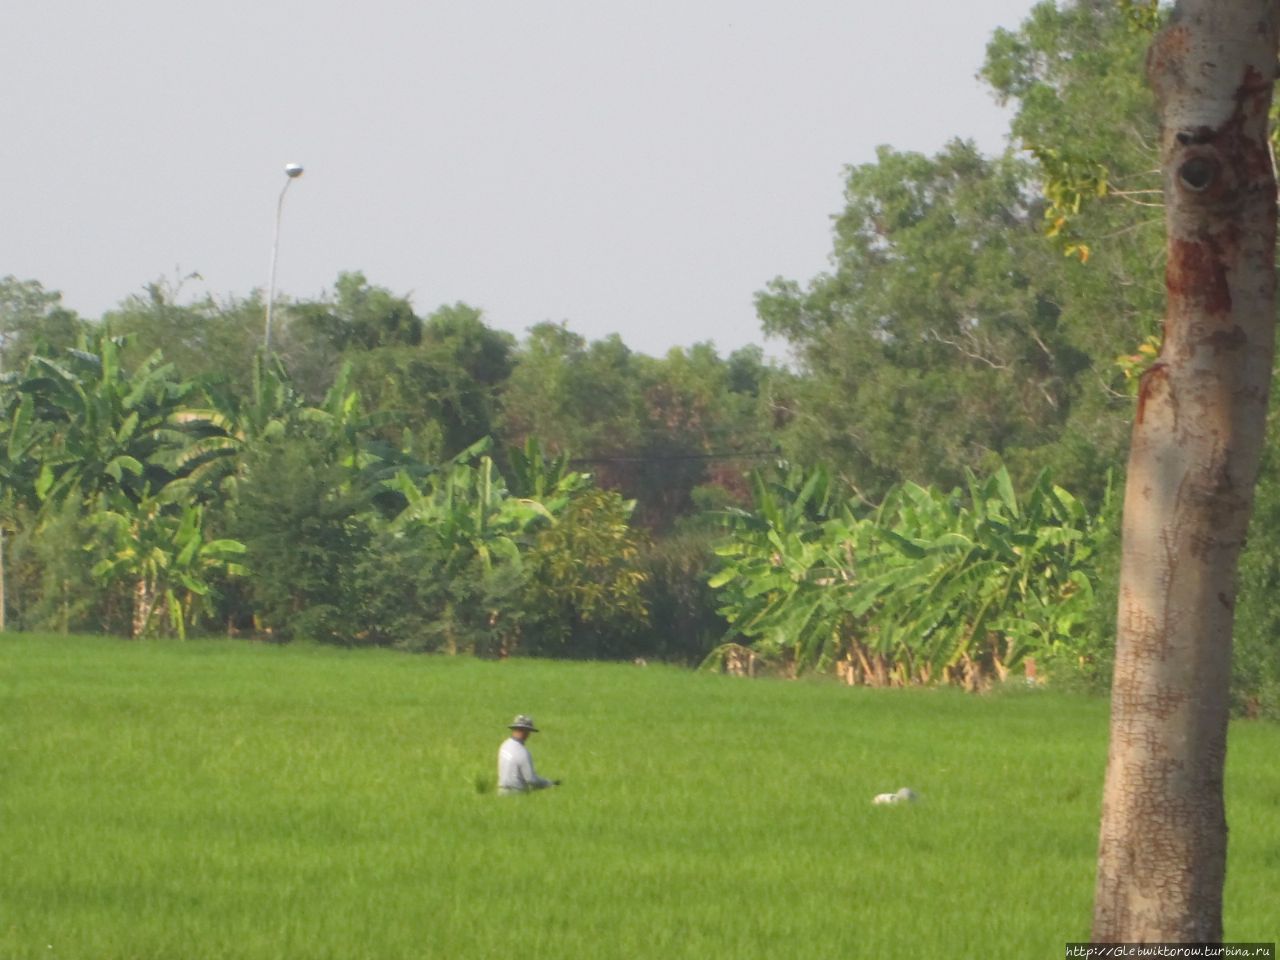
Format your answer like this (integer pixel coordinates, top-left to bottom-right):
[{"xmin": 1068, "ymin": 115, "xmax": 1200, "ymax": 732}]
[
  {"xmin": 524, "ymin": 746, "xmax": 557, "ymax": 789},
  {"xmin": 526, "ymin": 761, "xmax": 553, "ymax": 790}
]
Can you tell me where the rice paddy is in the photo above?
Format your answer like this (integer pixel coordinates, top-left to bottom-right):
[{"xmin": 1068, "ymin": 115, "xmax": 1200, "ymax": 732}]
[{"xmin": 2, "ymin": 633, "xmax": 1276, "ymax": 959}]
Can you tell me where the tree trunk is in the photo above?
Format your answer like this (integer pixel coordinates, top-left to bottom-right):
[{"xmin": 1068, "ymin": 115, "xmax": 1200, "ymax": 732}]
[
  {"xmin": 1094, "ymin": 0, "xmax": 1280, "ymax": 941},
  {"xmin": 133, "ymin": 577, "xmax": 156, "ymax": 638}
]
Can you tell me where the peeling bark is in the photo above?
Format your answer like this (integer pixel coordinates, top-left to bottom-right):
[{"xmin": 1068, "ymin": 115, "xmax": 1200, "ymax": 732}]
[{"xmin": 1094, "ymin": 0, "xmax": 1280, "ymax": 941}]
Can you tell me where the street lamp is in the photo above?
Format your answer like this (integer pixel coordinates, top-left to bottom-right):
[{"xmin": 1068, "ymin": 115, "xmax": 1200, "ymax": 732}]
[{"xmin": 264, "ymin": 162, "xmax": 305, "ymax": 352}]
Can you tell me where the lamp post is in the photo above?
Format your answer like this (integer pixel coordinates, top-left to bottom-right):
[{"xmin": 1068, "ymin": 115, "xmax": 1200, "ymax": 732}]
[{"xmin": 264, "ymin": 162, "xmax": 305, "ymax": 352}]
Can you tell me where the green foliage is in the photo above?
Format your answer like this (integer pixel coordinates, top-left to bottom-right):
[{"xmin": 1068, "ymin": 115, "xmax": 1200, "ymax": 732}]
[
  {"xmin": 366, "ymin": 449, "xmax": 546, "ymax": 653},
  {"xmin": 852, "ymin": 468, "xmax": 1102, "ymax": 687},
  {"xmin": 1025, "ymin": 142, "xmax": 1110, "ymax": 261},
  {"xmin": 0, "ymin": 276, "xmax": 86, "ymax": 371},
  {"xmin": 0, "ymin": 382, "xmax": 50, "ymax": 517},
  {"xmin": 638, "ymin": 528, "xmax": 728, "ymax": 664},
  {"xmin": 279, "ymin": 275, "xmax": 514, "ymax": 460},
  {"xmin": 0, "ymin": 309, "xmax": 667, "ymax": 657},
  {"xmin": 708, "ymin": 463, "xmax": 855, "ymax": 672},
  {"xmin": 229, "ymin": 433, "xmax": 373, "ymax": 642},
  {"xmin": 504, "ymin": 436, "xmax": 579, "ymax": 501},
  {"xmin": 709, "ymin": 464, "xmax": 1103, "ymax": 687},
  {"xmin": 757, "ymin": 141, "xmax": 1090, "ymax": 499},
  {"xmin": 500, "ymin": 327, "xmax": 771, "ymax": 529},
  {"xmin": 391, "ymin": 447, "xmax": 551, "ymax": 574},
  {"xmin": 751, "ymin": 0, "xmax": 1175, "ymax": 516},
  {"xmin": 11, "ymin": 333, "xmax": 196, "ymax": 509},
  {"xmin": 102, "ymin": 278, "xmax": 262, "ymax": 397},
  {"xmin": 294, "ymin": 271, "xmax": 423, "ymax": 353},
  {"xmin": 3, "ymin": 499, "xmax": 110, "ymax": 634},
  {"xmin": 499, "ymin": 323, "xmax": 643, "ymax": 458},
  {"xmin": 0, "ymin": 333, "xmax": 255, "ymax": 635},
  {"xmin": 0, "ymin": 270, "xmax": 740, "ymax": 657},
  {"xmin": 983, "ymin": 0, "xmax": 1159, "ymax": 228},
  {"xmin": 982, "ymin": 0, "xmax": 1166, "ymax": 411},
  {"xmin": 90, "ymin": 499, "xmax": 247, "ymax": 639},
  {"xmin": 340, "ymin": 301, "xmax": 516, "ymax": 459},
  {"xmin": 521, "ymin": 488, "xmax": 651, "ymax": 658},
  {"xmin": 1234, "ymin": 425, "xmax": 1280, "ymax": 719},
  {"xmin": 416, "ymin": 302, "xmax": 516, "ymax": 455},
  {"xmin": 1118, "ymin": 0, "xmax": 1161, "ymax": 32},
  {"xmin": 334, "ymin": 440, "xmax": 603, "ymax": 655},
  {"xmin": 280, "ymin": 271, "xmax": 423, "ymax": 399}
]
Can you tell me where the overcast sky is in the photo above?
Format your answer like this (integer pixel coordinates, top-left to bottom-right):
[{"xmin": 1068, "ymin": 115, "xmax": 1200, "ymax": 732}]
[{"xmin": 2, "ymin": 0, "xmax": 1040, "ymax": 358}]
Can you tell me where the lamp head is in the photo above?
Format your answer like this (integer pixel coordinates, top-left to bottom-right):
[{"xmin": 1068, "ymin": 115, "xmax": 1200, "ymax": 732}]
[{"xmin": 284, "ymin": 163, "xmax": 304, "ymax": 179}]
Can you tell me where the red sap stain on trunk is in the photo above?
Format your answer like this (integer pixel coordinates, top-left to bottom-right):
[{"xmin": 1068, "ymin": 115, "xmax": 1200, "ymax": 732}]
[
  {"xmin": 1213, "ymin": 65, "xmax": 1276, "ymax": 188},
  {"xmin": 1167, "ymin": 238, "xmax": 1232, "ymax": 314}
]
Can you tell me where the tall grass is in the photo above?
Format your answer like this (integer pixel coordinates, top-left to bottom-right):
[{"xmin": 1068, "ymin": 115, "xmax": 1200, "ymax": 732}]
[{"xmin": 2, "ymin": 634, "xmax": 1276, "ymax": 959}]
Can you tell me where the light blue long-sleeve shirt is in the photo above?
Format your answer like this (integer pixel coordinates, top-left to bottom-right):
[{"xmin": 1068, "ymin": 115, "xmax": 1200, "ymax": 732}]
[{"xmin": 497, "ymin": 737, "xmax": 554, "ymax": 794}]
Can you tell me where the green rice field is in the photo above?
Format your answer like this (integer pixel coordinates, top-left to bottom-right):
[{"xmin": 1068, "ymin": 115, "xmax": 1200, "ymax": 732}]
[{"xmin": 2, "ymin": 634, "xmax": 1277, "ymax": 959}]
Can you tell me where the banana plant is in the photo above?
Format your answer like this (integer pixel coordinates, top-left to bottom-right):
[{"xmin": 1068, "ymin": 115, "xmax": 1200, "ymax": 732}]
[
  {"xmin": 166, "ymin": 357, "xmax": 400, "ymax": 498},
  {"xmin": 365, "ymin": 444, "xmax": 579, "ymax": 654},
  {"xmin": 90, "ymin": 495, "xmax": 247, "ymax": 639},
  {"xmin": 0, "ymin": 390, "xmax": 50, "ymax": 509},
  {"xmin": 11, "ymin": 334, "xmax": 195, "ymax": 510},
  {"xmin": 706, "ymin": 463, "xmax": 1102, "ymax": 686},
  {"xmin": 707, "ymin": 464, "xmax": 855, "ymax": 672},
  {"xmin": 504, "ymin": 436, "xmax": 588, "ymax": 509},
  {"xmin": 389, "ymin": 447, "xmax": 559, "ymax": 573},
  {"xmin": 833, "ymin": 467, "xmax": 1101, "ymax": 685},
  {"xmin": 0, "ymin": 386, "xmax": 52, "ymax": 628},
  {"xmin": 159, "ymin": 353, "xmax": 302, "ymax": 499}
]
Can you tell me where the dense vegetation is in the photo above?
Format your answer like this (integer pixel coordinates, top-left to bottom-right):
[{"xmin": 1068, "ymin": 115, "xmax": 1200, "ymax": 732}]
[{"xmin": 1, "ymin": 0, "xmax": 1278, "ymax": 713}]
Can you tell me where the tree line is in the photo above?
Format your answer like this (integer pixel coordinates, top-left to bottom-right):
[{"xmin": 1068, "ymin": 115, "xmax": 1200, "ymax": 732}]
[{"xmin": 1, "ymin": 0, "xmax": 1277, "ymax": 715}]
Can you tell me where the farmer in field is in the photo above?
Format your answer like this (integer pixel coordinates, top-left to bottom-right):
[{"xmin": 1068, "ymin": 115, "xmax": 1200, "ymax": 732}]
[{"xmin": 497, "ymin": 715, "xmax": 560, "ymax": 795}]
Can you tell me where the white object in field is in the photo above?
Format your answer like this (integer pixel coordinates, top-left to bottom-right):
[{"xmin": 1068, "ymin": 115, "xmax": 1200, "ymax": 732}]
[{"xmin": 872, "ymin": 787, "xmax": 919, "ymax": 805}]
